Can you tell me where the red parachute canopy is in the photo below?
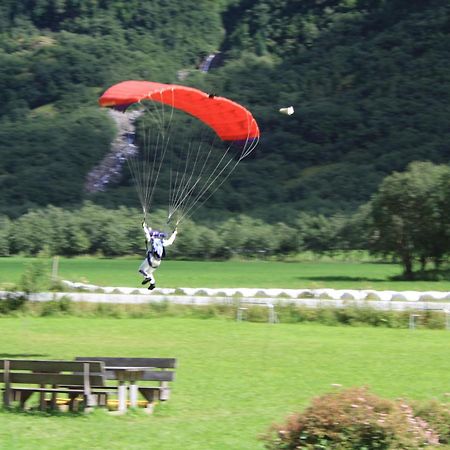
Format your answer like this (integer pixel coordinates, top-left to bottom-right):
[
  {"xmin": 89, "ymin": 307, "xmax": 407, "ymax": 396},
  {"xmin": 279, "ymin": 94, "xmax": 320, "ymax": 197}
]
[{"xmin": 99, "ymin": 80, "xmax": 260, "ymax": 142}]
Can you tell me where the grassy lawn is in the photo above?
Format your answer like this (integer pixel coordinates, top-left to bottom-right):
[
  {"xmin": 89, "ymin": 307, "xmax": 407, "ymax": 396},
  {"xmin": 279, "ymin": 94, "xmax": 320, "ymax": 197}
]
[
  {"xmin": 1, "ymin": 256, "xmax": 450, "ymax": 291},
  {"xmin": 0, "ymin": 317, "xmax": 449, "ymax": 449}
]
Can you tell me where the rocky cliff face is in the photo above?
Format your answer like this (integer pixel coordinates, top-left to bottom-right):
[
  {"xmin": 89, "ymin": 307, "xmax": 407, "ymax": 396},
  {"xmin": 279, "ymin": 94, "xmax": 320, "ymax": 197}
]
[{"xmin": 85, "ymin": 110, "xmax": 142, "ymax": 193}]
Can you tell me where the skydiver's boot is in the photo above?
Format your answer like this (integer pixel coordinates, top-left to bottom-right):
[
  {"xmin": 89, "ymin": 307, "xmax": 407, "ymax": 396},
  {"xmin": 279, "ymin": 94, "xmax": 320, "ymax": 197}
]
[{"xmin": 148, "ymin": 283, "xmax": 156, "ymax": 290}]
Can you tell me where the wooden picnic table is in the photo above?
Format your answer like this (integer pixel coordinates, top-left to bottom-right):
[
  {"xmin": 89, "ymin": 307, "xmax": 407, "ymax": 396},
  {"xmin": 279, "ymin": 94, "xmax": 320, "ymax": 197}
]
[
  {"xmin": 75, "ymin": 357, "xmax": 177, "ymax": 413},
  {"xmin": 105, "ymin": 366, "xmax": 154, "ymax": 412}
]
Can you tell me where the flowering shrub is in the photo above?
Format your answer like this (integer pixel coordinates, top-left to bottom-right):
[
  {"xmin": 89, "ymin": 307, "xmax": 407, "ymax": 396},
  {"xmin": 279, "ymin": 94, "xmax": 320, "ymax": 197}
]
[
  {"xmin": 413, "ymin": 400, "xmax": 450, "ymax": 445},
  {"xmin": 264, "ymin": 387, "xmax": 442, "ymax": 449}
]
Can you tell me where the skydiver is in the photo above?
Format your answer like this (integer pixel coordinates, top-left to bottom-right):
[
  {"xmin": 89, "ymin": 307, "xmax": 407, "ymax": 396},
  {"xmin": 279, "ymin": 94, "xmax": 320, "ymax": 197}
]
[{"xmin": 139, "ymin": 222, "xmax": 178, "ymax": 290}]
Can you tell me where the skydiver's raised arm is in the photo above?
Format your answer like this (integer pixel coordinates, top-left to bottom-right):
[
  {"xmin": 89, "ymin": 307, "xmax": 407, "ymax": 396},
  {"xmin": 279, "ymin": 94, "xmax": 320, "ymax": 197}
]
[
  {"xmin": 163, "ymin": 228, "xmax": 178, "ymax": 247},
  {"xmin": 142, "ymin": 222, "xmax": 152, "ymax": 242}
]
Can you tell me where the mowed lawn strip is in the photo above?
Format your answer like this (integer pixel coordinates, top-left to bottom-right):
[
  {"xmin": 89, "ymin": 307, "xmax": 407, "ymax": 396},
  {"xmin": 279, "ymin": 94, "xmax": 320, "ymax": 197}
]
[
  {"xmin": 0, "ymin": 317, "xmax": 449, "ymax": 450},
  {"xmin": 1, "ymin": 257, "xmax": 450, "ymax": 290}
]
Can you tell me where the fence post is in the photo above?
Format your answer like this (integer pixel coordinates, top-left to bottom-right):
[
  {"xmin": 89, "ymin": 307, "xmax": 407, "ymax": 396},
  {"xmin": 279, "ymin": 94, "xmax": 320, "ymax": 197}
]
[
  {"xmin": 51, "ymin": 256, "xmax": 59, "ymax": 283},
  {"xmin": 409, "ymin": 313, "xmax": 420, "ymax": 330},
  {"xmin": 237, "ymin": 307, "xmax": 248, "ymax": 322},
  {"xmin": 268, "ymin": 303, "xmax": 278, "ymax": 324}
]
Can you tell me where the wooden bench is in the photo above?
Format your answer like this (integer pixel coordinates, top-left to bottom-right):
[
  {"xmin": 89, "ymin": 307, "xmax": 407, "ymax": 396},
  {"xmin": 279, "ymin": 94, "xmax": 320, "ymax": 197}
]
[
  {"xmin": 0, "ymin": 359, "xmax": 108, "ymax": 412},
  {"xmin": 75, "ymin": 357, "xmax": 177, "ymax": 409}
]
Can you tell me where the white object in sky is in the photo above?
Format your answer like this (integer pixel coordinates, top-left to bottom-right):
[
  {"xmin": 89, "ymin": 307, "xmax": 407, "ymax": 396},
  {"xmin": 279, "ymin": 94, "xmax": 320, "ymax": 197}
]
[{"xmin": 279, "ymin": 106, "xmax": 294, "ymax": 115}]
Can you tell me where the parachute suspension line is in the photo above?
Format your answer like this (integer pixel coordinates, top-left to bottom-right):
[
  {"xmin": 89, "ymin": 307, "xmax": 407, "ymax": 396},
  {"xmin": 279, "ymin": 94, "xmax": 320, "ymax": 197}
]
[
  {"xmin": 173, "ymin": 142, "xmax": 235, "ymax": 224},
  {"xmin": 140, "ymin": 94, "xmax": 164, "ymax": 213},
  {"xmin": 169, "ymin": 147, "xmax": 208, "ymax": 221},
  {"xmin": 137, "ymin": 109, "xmax": 152, "ymax": 210},
  {"xmin": 149, "ymin": 90, "xmax": 176, "ymax": 218},
  {"xmin": 125, "ymin": 104, "xmax": 259, "ymax": 226},
  {"xmin": 129, "ymin": 90, "xmax": 176, "ymax": 218},
  {"xmin": 239, "ymin": 116, "xmax": 260, "ymax": 160},
  {"xmin": 167, "ymin": 118, "xmax": 203, "ymax": 221},
  {"xmin": 125, "ymin": 115, "xmax": 147, "ymax": 215},
  {"xmin": 168, "ymin": 140, "xmax": 195, "ymax": 220},
  {"xmin": 135, "ymin": 108, "xmax": 158, "ymax": 214},
  {"xmin": 168, "ymin": 128, "xmax": 215, "ymax": 220},
  {"xmin": 142, "ymin": 110, "xmax": 163, "ymax": 212},
  {"xmin": 167, "ymin": 127, "xmax": 223, "ymax": 223},
  {"xmin": 125, "ymin": 101, "xmax": 159, "ymax": 213},
  {"xmin": 175, "ymin": 122, "xmax": 259, "ymax": 224},
  {"xmin": 169, "ymin": 139, "xmax": 194, "ymax": 213},
  {"xmin": 168, "ymin": 139, "xmax": 202, "ymax": 221},
  {"xmin": 175, "ymin": 146, "xmax": 239, "ymax": 224}
]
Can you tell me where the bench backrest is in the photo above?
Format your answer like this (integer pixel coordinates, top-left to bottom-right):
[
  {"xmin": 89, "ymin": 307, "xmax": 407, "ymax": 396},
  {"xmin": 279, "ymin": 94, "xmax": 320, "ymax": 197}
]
[
  {"xmin": 75, "ymin": 357, "xmax": 176, "ymax": 382},
  {"xmin": 0, "ymin": 360, "xmax": 106, "ymax": 386}
]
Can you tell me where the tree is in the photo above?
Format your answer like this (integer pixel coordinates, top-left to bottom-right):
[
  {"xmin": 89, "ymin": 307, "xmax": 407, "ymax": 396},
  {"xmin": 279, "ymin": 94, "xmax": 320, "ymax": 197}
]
[
  {"xmin": 296, "ymin": 213, "xmax": 339, "ymax": 254},
  {"xmin": 0, "ymin": 215, "xmax": 11, "ymax": 256},
  {"xmin": 369, "ymin": 162, "xmax": 450, "ymax": 277},
  {"xmin": 423, "ymin": 165, "xmax": 450, "ymax": 268},
  {"xmin": 9, "ymin": 209, "xmax": 54, "ymax": 255},
  {"xmin": 196, "ymin": 226, "xmax": 223, "ymax": 259}
]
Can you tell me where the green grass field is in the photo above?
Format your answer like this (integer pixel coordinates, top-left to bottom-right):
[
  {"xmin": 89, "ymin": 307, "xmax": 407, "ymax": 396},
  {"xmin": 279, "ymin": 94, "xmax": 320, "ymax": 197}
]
[
  {"xmin": 0, "ymin": 317, "xmax": 449, "ymax": 450},
  {"xmin": 1, "ymin": 256, "xmax": 450, "ymax": 291}
]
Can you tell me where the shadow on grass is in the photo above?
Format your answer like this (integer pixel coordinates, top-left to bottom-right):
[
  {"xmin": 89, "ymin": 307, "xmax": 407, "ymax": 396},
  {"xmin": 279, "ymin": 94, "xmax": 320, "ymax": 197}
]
[
  {"xmin": 390, "ymin": 268, "xmax": 450, "ymax": 282},
  {"xmin": 297, "ymin": 276, "xmax": 385, "ymax": 282},
  {"xmin": 0, "ymin": 353, "xmax": 49, "ymax": 358},
  {"xmin": 1, "ymin": 405, "xmax": 96, "ymax": 417}
]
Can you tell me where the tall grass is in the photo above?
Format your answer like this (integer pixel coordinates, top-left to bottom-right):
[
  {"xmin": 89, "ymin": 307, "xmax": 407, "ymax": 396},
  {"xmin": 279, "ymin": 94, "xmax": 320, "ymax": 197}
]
[{"xmin": 5, "ymin": 300, "xmax": 449, "ymax": 331}]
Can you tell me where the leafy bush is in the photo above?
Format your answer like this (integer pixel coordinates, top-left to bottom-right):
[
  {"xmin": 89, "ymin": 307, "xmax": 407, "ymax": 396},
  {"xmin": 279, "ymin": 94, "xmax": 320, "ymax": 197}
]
[
  {"xmin": 147, "ymin": 300, "xmax": 170, "ymax": 315},
  {"xmin": 0, "ymin": 293, "xmax": 27, "ymax": 314},
  {"xmin": 40, "ymin": 297, "xmax": 73, "ymax": 316},
  {"xmin": 94, "ymin": 302, "xmax": 124, "ymax": 318},
  {"xmin": 0, "ymin": 297, "xmax": 447, "ymax": 330},
  {"xmin": 20, "ymin": 259, "xmax": 49, "ymax": 294},
  {"xmin": 413, "ymin": 400, "xmax": 450, "ymax": 445},
  {"xmin": 316, "ymin": 308, "xmax": 340, "ymax": 326},
  {"xmin": 245, "ymin": 305, "xmax": 272, "ymax": 323},
  {"xmin": 277, "ymin": 303, "xmax": 308, "ymax": 323},
  {"xmin": 264, "ymin": 387, "xmax": 442, "ymax": 449},
  {"xmin": 423, "ymin": 311, "xmax": 447, "ymax": 330}
]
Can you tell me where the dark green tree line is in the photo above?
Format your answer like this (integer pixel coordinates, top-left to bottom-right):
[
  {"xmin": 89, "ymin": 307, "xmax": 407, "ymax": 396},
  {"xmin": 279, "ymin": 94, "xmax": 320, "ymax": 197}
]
[{"xmin": 1, "ymin": 160, "xmax": 449, "ymax": 279}]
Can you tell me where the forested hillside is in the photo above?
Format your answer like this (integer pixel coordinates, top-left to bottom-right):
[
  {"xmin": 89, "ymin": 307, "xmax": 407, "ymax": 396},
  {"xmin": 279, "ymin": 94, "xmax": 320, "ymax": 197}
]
[{"xmin": 0, "ymin": 0, "xmax": 449, "ymax": 221}]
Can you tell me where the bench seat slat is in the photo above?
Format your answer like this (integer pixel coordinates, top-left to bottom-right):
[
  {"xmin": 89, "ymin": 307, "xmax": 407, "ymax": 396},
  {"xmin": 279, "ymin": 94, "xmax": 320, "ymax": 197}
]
[
  {"xmin": 101, "ymin": 370, "xmax": 174, "ymax": 382},
  {"xmin": 2, "ymin": 360, "xmax": 104, "ymax": 372},
  {"xmin": 139, "ymin": 371, "xmax": 175, "ymax": 382},
  {"xmin": 0, "ymin": 372, "xmax": 105, "ymax": 385},
  {"xmin": 10, "ymin": 387, "xmax": 108, "ymax": 394},
  {"xmin": 76, "ymin": 357, "xmax": 176, "ymax": 369}
]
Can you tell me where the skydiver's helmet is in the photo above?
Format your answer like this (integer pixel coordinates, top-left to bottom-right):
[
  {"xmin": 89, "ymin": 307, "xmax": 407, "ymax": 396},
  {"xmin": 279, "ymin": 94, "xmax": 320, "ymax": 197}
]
[{"xmin": 150, "ymin": 230, "xmax": 167, "ymax": 239}]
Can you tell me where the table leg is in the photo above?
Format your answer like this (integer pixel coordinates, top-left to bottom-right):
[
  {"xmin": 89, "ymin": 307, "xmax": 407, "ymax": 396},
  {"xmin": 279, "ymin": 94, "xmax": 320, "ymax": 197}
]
[
  {"xmin": 118, "ymin": 381, "xmax": 127, "ymax": 413},
  {"xmin": 39, "ymin": 384, "xmax": 46, "ymax": 411},
  {"xmin": 129, "ymin": 382, "xmax": 138, "ymax": 408}
]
